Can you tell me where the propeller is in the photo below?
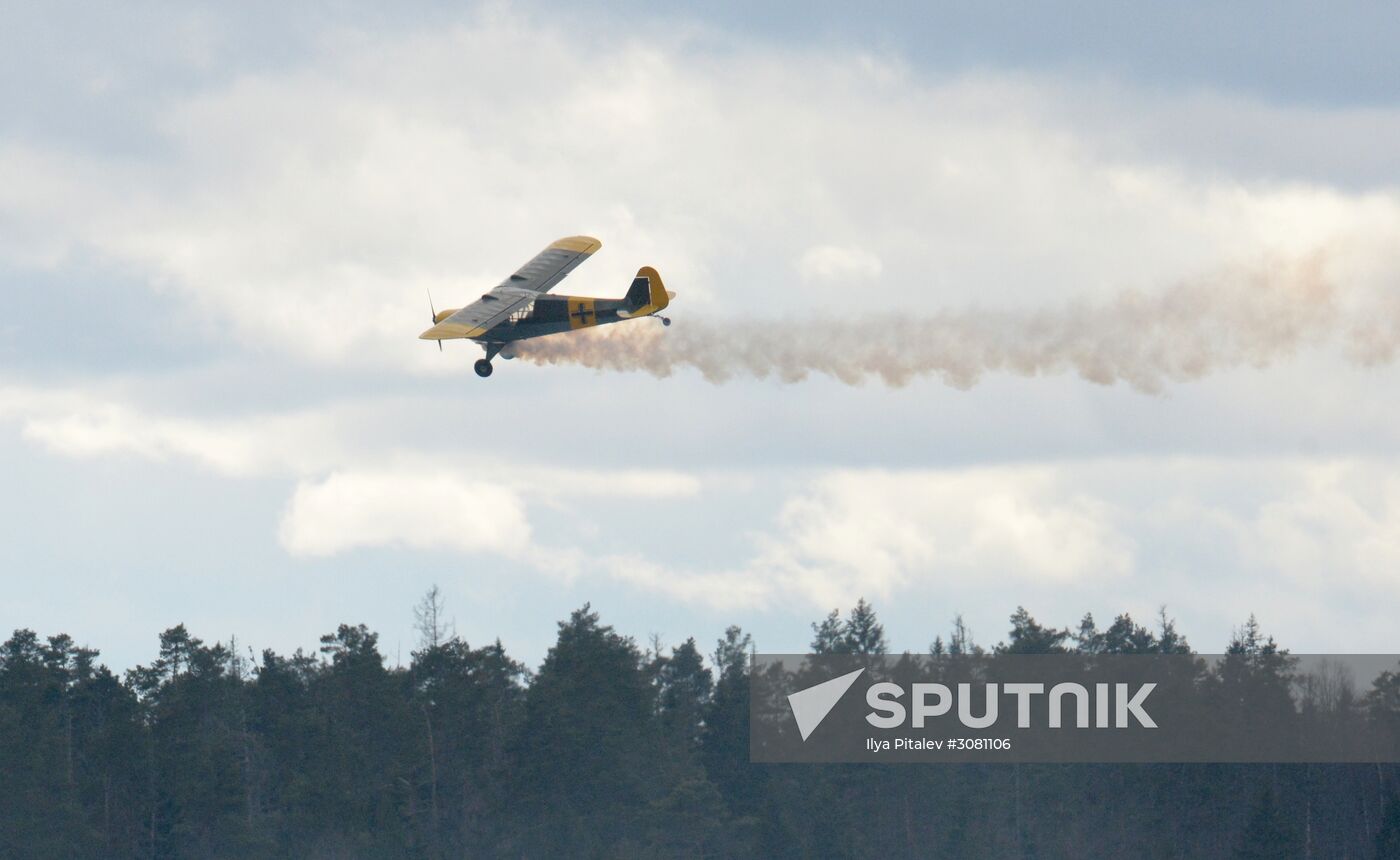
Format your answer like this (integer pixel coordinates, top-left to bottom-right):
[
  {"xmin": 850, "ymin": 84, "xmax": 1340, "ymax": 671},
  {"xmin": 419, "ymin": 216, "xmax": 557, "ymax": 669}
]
[{"xmin": 427, "ymin": 289, "xmax": 442, "ymax": 351}]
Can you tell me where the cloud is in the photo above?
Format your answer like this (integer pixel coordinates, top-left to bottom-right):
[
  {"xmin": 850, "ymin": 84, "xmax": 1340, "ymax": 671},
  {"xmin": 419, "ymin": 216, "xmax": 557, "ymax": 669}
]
[
  {"xmin": 605, "ymin": 466, "xmax": 1135, "ymax": 610},
  {"xmin": 16, "ymin": 374, "xmax": 1400, "ymax": 625},
  {"xmin": 796, "ymin": 245, "xmax": 883, "ymax": 283},
  {"xmin": 0, "ymin": 382, "xmax": 398, "ymax": 479},
  {"xmin": 2, "ymin": 379, "xmax": 702, "ymax": 491},
  {"xmin": 601, "ymin": 554, "xmax": 775, "ymax": 608},
  {"xmin": 511, "ymin": 466, "xmax": 702, "ymax": 502},
  {"xmin": 0, "ymin": 380, "xmax": 702, "ymax": 573},
  {"xmin": 1236, "ymin": 461, "xmax": 1400, "ymax": 591},
  {"xmin": 756, "ymin": 468, "xmax": 1133, "ymax": 604},
  {"xmin": 274, "ymin": 465, "xmax": 700, "ymax": 574},
  {"xmin": 0, "ymin": 384, "xmax": 1138, "ymax": 609},
  {"xmin": 2, "ymin": 10, "xmax": 1398, "ymax": 379},
  {"xmin": 596, "ymin": 457, "xmax": 1400, "ymax": 630},
  {"xmin": 278, "ymin": 470, "xmax": 531, "ymax": 558},
  {"xmin": 17, "ymin": 399, "xmax": 343, "ymax": 478},
  {"xmin": 6, "ymin": 6, "xmax": 1400, "ymax": 662},
  {"xmin": 11, "ymin": 366, "xmax": 1400, "ymax": 651}
]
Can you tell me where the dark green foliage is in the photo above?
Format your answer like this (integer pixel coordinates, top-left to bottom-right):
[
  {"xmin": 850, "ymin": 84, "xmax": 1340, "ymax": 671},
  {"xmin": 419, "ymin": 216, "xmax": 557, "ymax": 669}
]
[
  {"xmin": 656, "ymin": 637, "xmax": 713, "ymax": 755},
  {"xmin": 703, "ymin": 625, "xmax": 765, "ymax": 821},
  {"xmin": 998, "ymin": 606, "xmax": 1071, "ymax": 654},
  {"xmin": 408, "ymin": 636, "xmax": 525, "ymax": 854},
  {"xmin": 0, "ymin": 630, "xmax": 143, "ymax": 857},
  {"xmin": 0, "ymin": 602, "xmax": 1397, "ymax": 858},
  {"xmin": 507, "ymin": 604, "xmax": 663, "ymax": 852},
  {"xmin": 810, "ymin": 609, "xmax": 845, "ymax": 654},
  {"xmin": 811, "ymin": 597, "xmax": 888, "ymax": 656},
  {"xmin": 1233, "ymin": 787, "xmax": 1299, "ymax": 859},
  {"xmin": 1379, "ymin": 785, "xmax": 1400, "ymax": 860}
]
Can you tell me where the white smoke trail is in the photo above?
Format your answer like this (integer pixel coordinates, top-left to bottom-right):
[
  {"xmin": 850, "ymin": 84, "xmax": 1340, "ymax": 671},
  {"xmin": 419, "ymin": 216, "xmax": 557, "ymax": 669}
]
[{"xmin": 514, "ymin": 254, "xmax": 1395, "ymax": 392}]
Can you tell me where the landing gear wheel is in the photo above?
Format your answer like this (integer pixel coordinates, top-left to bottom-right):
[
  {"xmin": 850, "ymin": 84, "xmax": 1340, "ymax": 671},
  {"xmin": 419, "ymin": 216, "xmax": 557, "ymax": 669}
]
[
  {"xmin": 661, "ymin": 317, "xmax": 672, "ymax": 327},
  {"xmin": 474, "ymin": 359, "xmax": 494, "ymax": 378}
]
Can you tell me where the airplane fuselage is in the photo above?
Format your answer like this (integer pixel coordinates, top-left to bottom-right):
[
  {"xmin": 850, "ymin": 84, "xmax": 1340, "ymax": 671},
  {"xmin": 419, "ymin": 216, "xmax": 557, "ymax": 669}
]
[{"xmin": 475, "ymin": 294, "xmax": 631, "ymax": 343}]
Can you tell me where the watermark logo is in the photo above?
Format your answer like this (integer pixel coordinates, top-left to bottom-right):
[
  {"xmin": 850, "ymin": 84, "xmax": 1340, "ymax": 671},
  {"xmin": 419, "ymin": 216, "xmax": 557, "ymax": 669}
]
[
  {"xmin": 752, "ymin": 653, "xmax": 1400, "ymax": 763},
  {"xmin": 787, "ymin": 667, "xmax": 864, "ymax": 741},
  {"xmin": 865, "ymin": 681, "xmax": 1156, "ymax": 729}
]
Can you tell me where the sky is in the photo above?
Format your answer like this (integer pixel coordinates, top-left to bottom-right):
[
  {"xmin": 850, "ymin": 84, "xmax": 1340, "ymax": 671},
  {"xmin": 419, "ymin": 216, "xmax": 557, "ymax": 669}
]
[{"xmin": 3, "ymin": 1, "xmax": 1400, "ymax": 672}]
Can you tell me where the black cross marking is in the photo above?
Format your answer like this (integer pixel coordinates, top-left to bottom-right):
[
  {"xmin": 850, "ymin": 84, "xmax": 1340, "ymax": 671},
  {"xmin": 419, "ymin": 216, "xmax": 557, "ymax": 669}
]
[{"xmin": 571, "ymin": 303, "xmax": 594, "ymax": 325}]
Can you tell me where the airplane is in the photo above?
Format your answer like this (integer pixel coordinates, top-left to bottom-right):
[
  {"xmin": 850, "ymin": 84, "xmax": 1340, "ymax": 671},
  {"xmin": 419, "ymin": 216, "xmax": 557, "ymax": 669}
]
[{"xmin": 419, "ymin": 236, "xmax": 674, "ymax": 377}]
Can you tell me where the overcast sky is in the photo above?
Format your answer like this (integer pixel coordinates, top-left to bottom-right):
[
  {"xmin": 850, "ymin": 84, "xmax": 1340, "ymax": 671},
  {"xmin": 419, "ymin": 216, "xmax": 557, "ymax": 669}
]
[{"xmin": 4, "ymin": 1, "xmax": 1400, "ymax": 671}]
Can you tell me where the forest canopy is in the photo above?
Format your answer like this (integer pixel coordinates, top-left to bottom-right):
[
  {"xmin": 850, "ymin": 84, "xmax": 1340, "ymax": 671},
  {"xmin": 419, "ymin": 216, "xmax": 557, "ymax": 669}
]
[{"xmin": 2, "ymin": 595, "xmax": 1400, "ymax": 859}]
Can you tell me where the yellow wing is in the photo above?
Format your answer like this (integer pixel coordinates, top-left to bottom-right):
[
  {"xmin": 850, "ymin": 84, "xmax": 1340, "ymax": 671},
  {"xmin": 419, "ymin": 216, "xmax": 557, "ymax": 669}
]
[{"xmin": 420, "ymin": 236, "xmax": 601, "ymax": 340}]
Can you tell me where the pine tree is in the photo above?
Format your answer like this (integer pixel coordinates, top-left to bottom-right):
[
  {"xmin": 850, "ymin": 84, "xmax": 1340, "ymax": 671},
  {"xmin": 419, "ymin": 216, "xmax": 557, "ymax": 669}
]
[
  {"xmin": 702, "ymin": 626, "xmax": 764, "ymax": 819},
  {"xmin": 811, "ymin": 609, "xmax": 845, "ymax": 654},
  {"xmin": 998, "ymin": 607, "xmax": 1070, "ymax": 654},
  {"xmin": 1100, "ymin": 613, "xmax": 1157, "ymax": 654},
  {"xmin": 1076, "ymin": 612, "xmax": 1102, "ymax": 653},
  {"xmin": 307, "ymin": 623, "xmax": 413, "ymax": 854},
  {"xmin": 508, "ymin": 605, "xmax": 660, "ymax": 854},
  {"xmin": 657, "ymin": 637, "xmax": 713, "ymax": 751},
  {"xmin": 843, "ymin": 599, "xmax": 887, "ymax": 655},
  {"xmin": 1220, "ymin": 615, "xmax": 1297, "ymax": 721}
]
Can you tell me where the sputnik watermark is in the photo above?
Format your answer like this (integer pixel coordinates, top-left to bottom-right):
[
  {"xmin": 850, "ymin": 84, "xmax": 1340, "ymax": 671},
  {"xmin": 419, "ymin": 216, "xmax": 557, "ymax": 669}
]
[
  {"xmin": 752, "ymin": 653, "xmax": 1400, "ymax": 763},
  {"xmin": 866, "ymin": 736, "xmax": 1011, "ymax": 752},
  {"xmin": 864, "ymin": 681, "xmax": 1156, "ymax": 730},
  {"xmin": 787, "ymin": 673, "xmax": 1156, "ymax": 742},
  {"xmin": 786, "ymin": 668, "xmax": 865, "ymax": 741}
]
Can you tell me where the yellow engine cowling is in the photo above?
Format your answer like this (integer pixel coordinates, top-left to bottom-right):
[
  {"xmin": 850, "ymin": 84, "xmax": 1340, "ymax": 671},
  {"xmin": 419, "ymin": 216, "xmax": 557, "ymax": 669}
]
[{"xmin": 433, "ymin": 308, "xmax": 459, "ymax": 324}]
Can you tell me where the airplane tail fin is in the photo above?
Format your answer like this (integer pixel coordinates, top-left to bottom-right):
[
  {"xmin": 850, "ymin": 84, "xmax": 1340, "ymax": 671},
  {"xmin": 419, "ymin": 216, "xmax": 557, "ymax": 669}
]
[{"xmin": 620, "ymin": 266, "xmax": 673, "ymax": 317}]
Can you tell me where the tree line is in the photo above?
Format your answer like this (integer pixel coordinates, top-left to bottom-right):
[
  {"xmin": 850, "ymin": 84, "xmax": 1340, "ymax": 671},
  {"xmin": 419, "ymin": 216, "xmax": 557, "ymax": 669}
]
[{"xmin": 2, "ymin": 592, "xmax": 1400, "ymax": 858}]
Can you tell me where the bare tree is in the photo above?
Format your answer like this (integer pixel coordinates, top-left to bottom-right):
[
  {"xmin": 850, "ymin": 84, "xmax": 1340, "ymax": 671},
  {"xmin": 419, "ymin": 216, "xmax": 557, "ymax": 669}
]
[{"xmin": 413, "ymin": 585, "xmax": 453, "ymax": 651}]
